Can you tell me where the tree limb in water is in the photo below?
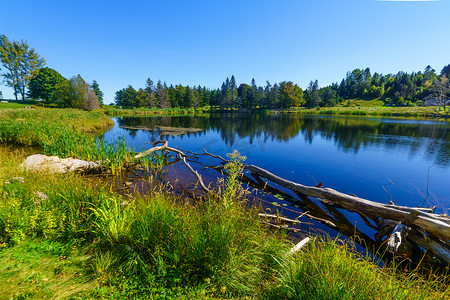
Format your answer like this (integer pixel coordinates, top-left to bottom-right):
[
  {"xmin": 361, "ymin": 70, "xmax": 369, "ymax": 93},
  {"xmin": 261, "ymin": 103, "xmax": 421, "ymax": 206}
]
[{"xmin": 133, "ymin": 143, "xmax": 450, "ymax": 264}]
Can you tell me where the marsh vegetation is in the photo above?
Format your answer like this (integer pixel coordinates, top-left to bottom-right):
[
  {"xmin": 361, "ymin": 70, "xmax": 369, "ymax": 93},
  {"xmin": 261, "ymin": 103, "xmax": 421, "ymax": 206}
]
[{"xmin": 0, "ymin": 108, "xmax": 449, "ymax": 298}]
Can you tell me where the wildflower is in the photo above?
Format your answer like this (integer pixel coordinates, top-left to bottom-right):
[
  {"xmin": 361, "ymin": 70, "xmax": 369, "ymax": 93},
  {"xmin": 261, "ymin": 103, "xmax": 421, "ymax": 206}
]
[
  {"xmin": 5, "ymin": 177, "xmax": 24, "ymax": 184},
  {"xmin": 34, "ymin": 191, "xmax": 48, "ymax": 203}
]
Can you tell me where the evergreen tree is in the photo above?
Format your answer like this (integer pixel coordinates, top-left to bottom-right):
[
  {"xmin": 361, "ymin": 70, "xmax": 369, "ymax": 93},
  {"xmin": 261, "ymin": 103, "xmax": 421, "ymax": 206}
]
[
  {"xmin": 91, "ymin": 80, "xmax": 104, "ymax": 106},
  {"xmin": 424, "ymin": 65, "xmax": 436, "ymax": 81},
  {"xmin": 441, "ymin": 64, "xmax": 450, "ymax": 78},
  {"xmin": 156, "ymin": 80, "xmax": 170, "ymax": 108},
  {"xmin": 230, "ymin": 75, "xmax": 237, "ymax": 107},
  {"xmin": 144, "ymin": 78, "xmax": 156, "ymax": 107},
  {"xmin": 250, "ymin": 78, "xmax": 258, "ymax": 109},
  {"xmin": 114, "ymin": 85, "xmax": 137, "ymax": 108},
  {"xmin": 184, "ymin": 86, "xmax": 197, "ymax": 108}
]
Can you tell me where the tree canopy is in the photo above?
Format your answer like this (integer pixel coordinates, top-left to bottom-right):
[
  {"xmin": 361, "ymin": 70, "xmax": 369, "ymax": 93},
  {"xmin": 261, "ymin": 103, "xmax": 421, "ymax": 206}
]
[
  {"xmin": 54, "ymin": 75, "xmax": 100, "ymax": 110},
  {"xmin": 0, "ymin": 35, "xmax": 45, "ymax": 100},
  {"xmin": 28, "ymin": 67, "xmax": 65, "ymax": 103}
]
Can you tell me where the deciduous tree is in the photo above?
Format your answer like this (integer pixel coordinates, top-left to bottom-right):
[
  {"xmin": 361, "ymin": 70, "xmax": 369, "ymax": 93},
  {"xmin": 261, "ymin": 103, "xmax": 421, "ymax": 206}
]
[
  {"xmin": 28, "ymin": 67, "xmax": 65, "ymax": 103},
  {"xmin": 55, "ymin": 75, "xmax": 99, "ymax": 109},
  {"xmin": 0, "ymin": 35, "xmax": 45, "ymax": 100}
]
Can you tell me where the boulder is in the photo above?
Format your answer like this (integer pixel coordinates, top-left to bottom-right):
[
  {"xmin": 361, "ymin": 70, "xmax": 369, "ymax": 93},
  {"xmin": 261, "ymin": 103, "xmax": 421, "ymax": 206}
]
[{"xmin": 21, "ymin": 154, "xmax": 101, "ymax": 174}]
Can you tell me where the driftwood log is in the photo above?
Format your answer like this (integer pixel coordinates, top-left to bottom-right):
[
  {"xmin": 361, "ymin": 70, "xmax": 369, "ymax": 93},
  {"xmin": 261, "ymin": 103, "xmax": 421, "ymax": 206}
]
[{"xmin": 131, "ymin": 143, "xmax": 450, "ymax": 264}]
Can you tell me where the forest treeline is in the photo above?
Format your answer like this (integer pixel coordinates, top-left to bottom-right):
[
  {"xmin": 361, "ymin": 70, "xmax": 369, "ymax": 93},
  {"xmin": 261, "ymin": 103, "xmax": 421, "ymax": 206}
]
[
  {"xmin": 115, "ymin": 65, "xmax": 450, "ymax": 110},
  {"xmin": 1, "ymin": 34, "xmax": 449, "ymax": 110}
]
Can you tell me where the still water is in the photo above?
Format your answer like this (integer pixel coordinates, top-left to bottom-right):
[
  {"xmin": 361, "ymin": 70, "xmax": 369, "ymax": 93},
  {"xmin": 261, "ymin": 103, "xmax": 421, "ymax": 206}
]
[{"xmin": 103, "ymin": 113, "xmax": 449, "ymax": 244}]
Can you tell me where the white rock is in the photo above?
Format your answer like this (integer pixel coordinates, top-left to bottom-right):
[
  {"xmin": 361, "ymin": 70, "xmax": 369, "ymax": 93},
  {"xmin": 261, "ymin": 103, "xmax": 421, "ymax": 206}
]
[{"xmin": 21, "ymin": 154, "xmax": 101, "ymax": 174}]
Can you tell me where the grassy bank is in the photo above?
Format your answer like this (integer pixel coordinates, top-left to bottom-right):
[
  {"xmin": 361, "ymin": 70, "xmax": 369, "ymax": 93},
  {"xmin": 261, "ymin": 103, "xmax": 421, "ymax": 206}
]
[
  {"xmin": 289, "ymin": 99, "xmax": 450, "ymax": 119},
  {"xmin": 0, "ymin": 108, "xmax": 118, "ymax": 161},
  {"xmin": 0, "ymin": 108, "xmax": 448, "ymax": 299}
]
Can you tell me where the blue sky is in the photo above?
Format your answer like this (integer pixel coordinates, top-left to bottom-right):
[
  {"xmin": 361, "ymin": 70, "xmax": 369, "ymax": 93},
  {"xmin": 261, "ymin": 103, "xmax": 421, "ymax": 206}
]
[{"xmin": 0, "ymin": 0, "xmax": 449, "ymax": 104}]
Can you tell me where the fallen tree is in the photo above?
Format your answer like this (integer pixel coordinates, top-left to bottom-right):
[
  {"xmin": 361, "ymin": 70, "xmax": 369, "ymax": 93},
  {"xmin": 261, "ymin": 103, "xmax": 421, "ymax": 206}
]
[
  {"xmin": 133, "ymin": 143, "xmax": 450, "ymax": 265},
  {"xmin": 22, "ymin": 141, "xmax": 450, "ymax": 265}
]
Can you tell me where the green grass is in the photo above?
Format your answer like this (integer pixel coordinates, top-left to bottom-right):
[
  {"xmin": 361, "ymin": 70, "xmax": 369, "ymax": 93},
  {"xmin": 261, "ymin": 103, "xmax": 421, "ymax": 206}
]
[
  {"xmin": 297, "ymin": 105, "xmax": 449, "ymax": 118},
  {"xmin": 0, "ymin": 239, "xmax": 95, "ymax": 299},
  {"xmin": 266, "ymin": 238, "xmax": 449, "ymax": 299},
  {"xmin": 0, "ymin": 102, "xmax": 31, "ymax": 109},
  {"xmin": 0, "ymin": 109, "xmax": 448, "ymax": 299},
  {"xmin": 285, "ymin": 99, "xmax": 449, "ymax": 118},
  {"xmin": 0, "ymin": 108, "xmax": 117, "ymax": 161}
]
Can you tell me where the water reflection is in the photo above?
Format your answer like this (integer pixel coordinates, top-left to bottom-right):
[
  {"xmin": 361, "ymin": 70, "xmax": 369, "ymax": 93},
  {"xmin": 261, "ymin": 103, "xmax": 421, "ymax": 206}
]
[
  {"xmin": 117, "ymin": 114, "xmax": 450, "ymax": 167},
  {"xmin": 104, "ymin": 113, "xmax": 450, "ymax": 267}
]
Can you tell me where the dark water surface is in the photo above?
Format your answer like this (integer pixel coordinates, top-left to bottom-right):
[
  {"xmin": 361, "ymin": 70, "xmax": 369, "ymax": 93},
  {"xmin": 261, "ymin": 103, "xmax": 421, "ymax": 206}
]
[{"xmin": 103, "ymin": 113, "xmax": 450, "ymax": 246}]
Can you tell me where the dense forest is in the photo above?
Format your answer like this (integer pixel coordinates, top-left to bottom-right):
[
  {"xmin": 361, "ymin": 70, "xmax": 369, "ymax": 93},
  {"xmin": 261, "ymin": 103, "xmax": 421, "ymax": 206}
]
[{"xmin": 115, "ymin": 65, "xmax": 450, "ymax": 110}]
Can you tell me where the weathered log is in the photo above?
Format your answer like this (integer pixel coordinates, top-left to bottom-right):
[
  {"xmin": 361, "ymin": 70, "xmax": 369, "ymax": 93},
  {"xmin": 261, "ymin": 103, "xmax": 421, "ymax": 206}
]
[
  {"xmin": 243, "ymin": 164, "xmax": 450, "ymax": 241},
  {"xmin": 407, "ymin": 231, "xmax": 450, "ymax": 264},
  {"xmin": 379, "ymin": 219, "xmax": 450, "ymax": 264},
  {"xmin": 258, "ymin": 213, "xmax": 303, "ymax": 225}
]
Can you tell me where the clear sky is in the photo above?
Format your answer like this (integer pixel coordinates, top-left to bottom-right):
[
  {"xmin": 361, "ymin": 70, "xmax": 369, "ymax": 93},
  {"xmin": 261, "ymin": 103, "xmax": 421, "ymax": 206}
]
[{"xmin": 0, "ymin": 0, "xmax": 449, "ymax": 104}]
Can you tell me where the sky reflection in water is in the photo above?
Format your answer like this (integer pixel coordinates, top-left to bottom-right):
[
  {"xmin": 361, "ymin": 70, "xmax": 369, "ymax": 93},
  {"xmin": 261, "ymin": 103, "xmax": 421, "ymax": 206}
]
[{"xmin": 103, "ymin": 113, "xmax": 450, "ymax": 215}]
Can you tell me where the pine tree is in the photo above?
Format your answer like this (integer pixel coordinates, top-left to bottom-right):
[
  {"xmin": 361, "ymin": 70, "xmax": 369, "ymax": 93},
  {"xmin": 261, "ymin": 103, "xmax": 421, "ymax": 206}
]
[
  {"xmin": 144, "ymin": 78, "xmax": 156, "ymax": 107},
  {"xmin": 156, "ymin": 80, "xmax": 170, "ymax": 108},
  {"xmin": 91, "ymin": 80, "xmax": 104, "ymax": 106}
]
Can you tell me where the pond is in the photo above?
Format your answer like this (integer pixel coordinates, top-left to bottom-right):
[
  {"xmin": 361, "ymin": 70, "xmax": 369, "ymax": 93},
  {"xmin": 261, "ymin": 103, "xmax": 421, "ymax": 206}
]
[{"xmin": 103, "ymin": 113, "xmax": 450, "ymax": 252}]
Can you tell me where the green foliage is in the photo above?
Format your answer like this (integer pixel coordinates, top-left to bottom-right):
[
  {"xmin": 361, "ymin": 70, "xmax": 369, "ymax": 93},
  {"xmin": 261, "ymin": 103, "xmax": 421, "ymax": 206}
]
[
  {"xmin": 0, "ymin": 108, "xmax": 113, "ymax": 159},
  {"xmin": 114, "ymin": 85, "xmax": 138, "ymax": 108},
  {"xmin": 222, "ymin": 150, "xmax": 246, "ymax": 209},
  {"xmin": 54, "ymin": 75, "xmax": 100, "ymax": 110},
  {"xmin": 266, "ymin": 238, "xmax": 448, "ymax": 300},
  {"xmin": 91, "ymin": 80, "xmax": 104, "ymax": 106},
  {"xmin": 0, "ymin": 34, "xmax": 46, "ymax": 101},
  {"xmin": 27, "ymin": 67, "xmax": 65, "ymax": 103}
]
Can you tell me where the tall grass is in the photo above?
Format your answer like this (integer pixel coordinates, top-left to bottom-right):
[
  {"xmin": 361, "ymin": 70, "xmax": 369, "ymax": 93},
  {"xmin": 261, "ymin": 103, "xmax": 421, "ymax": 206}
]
[
  {"xmin": 1, "ymin": 144, "xmax": 447, "ymax": 298},
  {"xmin": 266, "ymin": 238, "xmax": 449, "ymax": 299},
  {"xmin": 0, "ymin": 108, "xmax": 113, "ymax": 158},
  {"xmin": 0, "ymin": 108, "xmax": 136, "ymax": 170}
]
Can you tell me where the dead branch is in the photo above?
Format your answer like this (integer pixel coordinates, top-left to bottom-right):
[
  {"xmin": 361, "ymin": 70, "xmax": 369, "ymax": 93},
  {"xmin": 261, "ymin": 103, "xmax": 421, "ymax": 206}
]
[
  {"xmin": 286, "ymin": 237, "xmax": 311, "ymax": 257},
  {"xmin": 258, "ymin": 213, "xmax": 303, "ymax": 225},
  {"xmin": 134, "ymin": 142, "xmax": 211, "ymax": 194}
]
